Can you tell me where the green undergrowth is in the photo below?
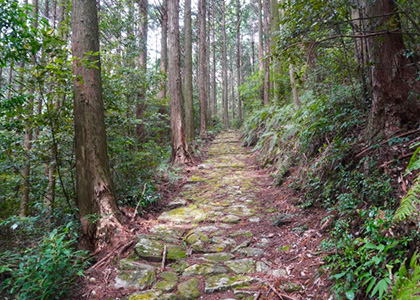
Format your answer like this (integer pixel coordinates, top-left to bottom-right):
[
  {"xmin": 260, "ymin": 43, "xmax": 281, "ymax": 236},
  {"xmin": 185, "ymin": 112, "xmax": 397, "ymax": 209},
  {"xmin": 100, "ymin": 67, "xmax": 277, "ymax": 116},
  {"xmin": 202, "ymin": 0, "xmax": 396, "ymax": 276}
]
[
  {"xmin": 0, "ymin": 220, "xmax": 89, "ymax": 300},
  {"xmin": 242, "ymin": 85, "xmax": 420, "ymax": 299}
]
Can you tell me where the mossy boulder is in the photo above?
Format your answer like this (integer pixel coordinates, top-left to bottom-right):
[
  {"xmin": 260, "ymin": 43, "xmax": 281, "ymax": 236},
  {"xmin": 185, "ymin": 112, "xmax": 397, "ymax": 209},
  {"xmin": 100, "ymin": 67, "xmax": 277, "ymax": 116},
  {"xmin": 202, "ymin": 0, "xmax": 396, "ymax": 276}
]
[
  {"xmin": 182, "ymin": 263, "xmax": 227, "ymax": 276},
  {"xmin": 225, "ymin": 258, "xmax": 255, "ymax": 274},
  {"xmin": 204, "ymin": 274, "xmax": 254, "ymax": 293},
  {"xmin": 178, "ymin": 278, "xmax": 201, "ymax": 300}
]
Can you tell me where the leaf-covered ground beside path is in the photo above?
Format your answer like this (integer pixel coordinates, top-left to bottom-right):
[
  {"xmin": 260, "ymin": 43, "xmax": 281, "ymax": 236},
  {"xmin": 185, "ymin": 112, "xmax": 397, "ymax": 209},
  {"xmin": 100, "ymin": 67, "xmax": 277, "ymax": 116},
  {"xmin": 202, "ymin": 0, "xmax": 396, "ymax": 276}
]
[{"xmin": 77, "ymin": 131, "xmax": 332, "ymax": 300}]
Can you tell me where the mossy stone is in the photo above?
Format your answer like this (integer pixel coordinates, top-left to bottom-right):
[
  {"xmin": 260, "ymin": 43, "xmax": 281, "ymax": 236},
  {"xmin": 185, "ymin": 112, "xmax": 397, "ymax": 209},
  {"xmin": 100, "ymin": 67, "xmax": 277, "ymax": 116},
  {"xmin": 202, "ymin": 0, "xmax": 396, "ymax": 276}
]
[
  {"xmin": 166, "ymin": 245, "xmax": 187, "ymax": 260},
  {"xmin": 201, "ymin": 252, "xmax": 235, "ymax": 262},
  {"xmin": 115, "ymin": 269, "xmax": 156, "ymax": 289},
  {"xmin": 182, "ymin": 263, "xmax": 226, "ymax": 276},
  {"xmin": 230, "ymin": 230, "xmax": 253, "ymax": 238},
  {"xmin": 204, "ymin": 274, "xmax": 254, "ymax": 293},
  {"xmin": 178, "ymin": 278, "xmax": 201, "ymax": 300},
  {"xmin": 225, "ymin": 258, "xmax": 256, "ymax": 274},
  {"xmin": 119, "ymin": 259, "xmax": 156, "ymax": 271},
  {"xmin": 223, "ymin": 215, "xmax": 241, "ymax": 224},
  {"xmin": 158, "ymin": 205, "xmax": 206, "ymax": 223},
  {"xmin": 128, "ymin": 290, "xmax": 162, "ymax": 300},
  {"xmin": 160, "ymin": 271, "xmax": 178, "ymax": 282},
  {"xmin": 154, "ymin": 280, "xmax": 176, "ymax": 292},
  {"xmin": 169, "ymin": 260, "xmax": 189, "ymax": 273}
]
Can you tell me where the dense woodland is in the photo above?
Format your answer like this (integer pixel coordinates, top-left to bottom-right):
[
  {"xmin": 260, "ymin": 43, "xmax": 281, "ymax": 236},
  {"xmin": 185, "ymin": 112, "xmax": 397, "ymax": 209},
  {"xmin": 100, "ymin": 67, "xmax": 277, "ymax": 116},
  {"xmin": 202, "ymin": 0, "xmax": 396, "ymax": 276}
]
[{"xmin": 1, "ymin": 0, "xmax": 420, "ymax": 299}]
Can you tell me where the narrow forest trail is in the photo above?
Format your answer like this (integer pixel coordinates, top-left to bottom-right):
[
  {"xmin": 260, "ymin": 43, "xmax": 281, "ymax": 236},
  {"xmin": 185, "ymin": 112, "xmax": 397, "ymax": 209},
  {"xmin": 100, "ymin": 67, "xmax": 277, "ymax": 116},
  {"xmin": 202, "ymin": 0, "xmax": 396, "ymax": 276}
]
[{"xmin": 107, "ymin": 131, "xmax": 331, "ymax": 300}]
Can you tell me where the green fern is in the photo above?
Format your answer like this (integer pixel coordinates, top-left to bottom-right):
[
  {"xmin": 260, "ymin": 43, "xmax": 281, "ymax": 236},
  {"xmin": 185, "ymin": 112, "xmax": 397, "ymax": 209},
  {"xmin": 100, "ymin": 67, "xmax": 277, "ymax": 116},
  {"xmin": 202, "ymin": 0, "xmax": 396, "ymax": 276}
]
[
  {"xmin": 394, "ymin": 176, "xmax": 420, "ymax": 221},
  {"xmin": 391, "ymin": 252, "xmax": 420, "ymax": 300},
  {"xmin": 394, "ymin": 148, "xmax": 420, "ymax": 221}
]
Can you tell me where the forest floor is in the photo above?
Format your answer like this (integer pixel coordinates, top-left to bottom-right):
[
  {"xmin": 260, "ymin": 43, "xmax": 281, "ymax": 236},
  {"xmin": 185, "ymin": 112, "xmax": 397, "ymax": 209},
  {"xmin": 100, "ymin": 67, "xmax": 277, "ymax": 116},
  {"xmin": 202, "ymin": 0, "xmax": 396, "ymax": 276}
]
[{"xmin": 77, "ymin": 131, "xmax": 333, "ymax": 300}]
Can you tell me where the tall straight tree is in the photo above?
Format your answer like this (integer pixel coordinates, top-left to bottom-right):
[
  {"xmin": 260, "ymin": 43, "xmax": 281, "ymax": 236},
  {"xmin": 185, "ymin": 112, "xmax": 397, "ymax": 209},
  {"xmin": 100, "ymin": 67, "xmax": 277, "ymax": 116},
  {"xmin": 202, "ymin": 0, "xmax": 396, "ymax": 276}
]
[
  {"xmin": 221, "ymin": 0, "xmax": 229, "ymax": 129},
  {"xmin": 198, "ymin": 0, "xmax": 207, "ymax": 135},
  {"xmin": 211, "ymin": 0, "xmax": 217, "ymax": 118},
  {"xmin": 168, "ymin": 0, "xmax": 191, "ymax": 164},
  {"xmin": 72, "ymin": 0, "xmax": 122, "ymax": 250},
  {"xmin": 136, "ymin": 0, "xmax": 148, "ymax": 142},
  {"xmin": 263, "ymin": 0, "xmax": 270, "ymax": 105},
  {"xmin": 361, "ymin": 0, "xmax": 420, "ymax": 134},
  {"xmin": 184, "ymin": 0, "xmax": 194, "ymax": 140},
  {"xmin": 20, "ymin": 0, "xmax": 39, "ymax": 217},
  {"xmin": 258, "ymin": 0, "xmax": 266, "ymax": 105},
  {"xmin": 236, "ymin": 0, "xmax": 243, "ymax": 125},
  {"xmin": 157, "ymin": 0, "xmax": 167, "ymax": 103},
  {"xmin": 270, "ymin": 0, "xmax": 280, "ymax": 105}
]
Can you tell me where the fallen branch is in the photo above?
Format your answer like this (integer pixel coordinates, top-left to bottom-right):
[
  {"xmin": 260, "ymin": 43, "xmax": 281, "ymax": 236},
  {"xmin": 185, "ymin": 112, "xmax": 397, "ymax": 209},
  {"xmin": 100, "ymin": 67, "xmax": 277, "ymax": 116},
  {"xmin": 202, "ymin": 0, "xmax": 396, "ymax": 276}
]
[
  {"xmin": 267, "ymin": 282, "xmax": 298, "ymax": 300},
  {"xmin": 356, "ymin": 128, "xmax": 420, "ymax": 158},
  {"xmin": 253, "ymin": 291, "xmax": 261, "ymax": 300},
  {"xmin": 131, "ymin": 183, "xmax": 147, "ymax": 222},
  {"xmin": 161, "ymin": 245, "xmax": 167, "ymax": 271},
  {"xmin": 89, "ymin": 240, "xmax": 135, "ymax": 270},
  {"xmin": 380, "ymin": 152, "xmax": 415, "ymax": 169}
]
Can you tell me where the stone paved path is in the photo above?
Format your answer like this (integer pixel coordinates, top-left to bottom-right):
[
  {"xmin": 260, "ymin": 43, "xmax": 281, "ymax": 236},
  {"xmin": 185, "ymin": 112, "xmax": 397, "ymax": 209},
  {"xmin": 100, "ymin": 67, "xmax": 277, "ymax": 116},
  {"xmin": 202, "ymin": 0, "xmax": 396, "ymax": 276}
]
[{"xmin": 114, "ymin": 132, "xmax": 301, "ymax": 300}]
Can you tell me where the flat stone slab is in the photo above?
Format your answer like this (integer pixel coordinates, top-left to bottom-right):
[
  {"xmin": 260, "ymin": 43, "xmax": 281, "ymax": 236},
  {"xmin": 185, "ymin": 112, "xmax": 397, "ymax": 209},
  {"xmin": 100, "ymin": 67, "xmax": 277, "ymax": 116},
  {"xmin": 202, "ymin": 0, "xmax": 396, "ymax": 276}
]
[
  {"xmin": 235, "ymin": 247, "xmax": 264, "ymax": 257},
  {"xmin": 222, "ymin": 215, "xmax": 242, "ymax": 223},
  {"xmin": 127, "ymin": 290, "xmax": 162, "ymax": 300},
  {"xmin": 135, "ymin": 237, "xmax": 186, "ymax": 260},
  {"xmin": 201, "ymin": 252, "xmax": 235, "ymax": 262},
  {"xmin": 150, "ymin": 225, "xmax": 186, "ymax": 238},
  {"xmin": 225, "ymin": 258, "xmax": 256, "ymax": 274},
  {"xmin": 178, "ymin": 278, "xmax": 201, "ymax": 300},
  {"xmin": 205, "ymin": 274, "xmax": 254, "ymax": 293},
  {"xmin": 158, "ymin": 205, "xmax": 206, "ymax": 224},
  {"xmin": 182, "ymin": 263, "xmax": 227, "ymax": 276},
  {"xmin": 115, "ymin": 269, "xmax": 156, "ymax": 289},
  {"xmin": 119, "ymin": 259, "xmax": 156, "ymax": 271}
]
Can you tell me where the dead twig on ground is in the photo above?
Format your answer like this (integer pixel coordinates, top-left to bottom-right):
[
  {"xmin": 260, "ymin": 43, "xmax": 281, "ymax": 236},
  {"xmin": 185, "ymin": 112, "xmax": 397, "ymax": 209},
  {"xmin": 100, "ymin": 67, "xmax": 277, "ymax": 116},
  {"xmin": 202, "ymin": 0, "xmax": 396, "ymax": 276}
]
[
  {"xmin": 161, "ymin": 245, "xmax": 167, "ymax": 271},
  {"xmin": 267, "ymin": 282, "xmax": 298, "ymax": 300},
  {"xmin": 356, "ymin": 128, "xmax": 420, "ymax": 158},
  {"xmin": 380, "ymin": 152, "xmax": 415, "ymax": 168},
  {"xmin": 253, "ymin": 291, "xmax": 261, "ymax": 300},
  {"xmin": 89, "ymin": 240, "xmax": 135, "ymax": 270}
]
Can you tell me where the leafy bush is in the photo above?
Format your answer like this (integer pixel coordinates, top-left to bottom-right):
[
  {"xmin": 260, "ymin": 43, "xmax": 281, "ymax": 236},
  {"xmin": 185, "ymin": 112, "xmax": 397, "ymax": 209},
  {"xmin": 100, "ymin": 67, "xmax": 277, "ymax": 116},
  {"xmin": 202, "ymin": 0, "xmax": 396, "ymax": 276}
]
[{"xmin": 0, "ymin": 223, "xmax": 88, "ymax": 300}]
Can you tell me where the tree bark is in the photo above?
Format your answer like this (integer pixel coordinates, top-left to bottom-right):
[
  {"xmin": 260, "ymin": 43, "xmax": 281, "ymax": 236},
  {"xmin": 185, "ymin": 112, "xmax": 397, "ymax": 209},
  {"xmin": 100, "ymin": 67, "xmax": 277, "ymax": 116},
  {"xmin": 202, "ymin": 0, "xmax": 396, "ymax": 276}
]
[
  {"xmin": 236, "ymin": 0, "xmax": 243, "ymax": 125},
  {"xmin": 72, "ymin": 0, "xmax": 122, "ymax": 251},
  {"xmin": 136, "ymin": 0, "xmax": 148, "ymax": 143},
  {"xmin": 198, "ymin": 0, "xmax": 207, "ymax": 136},
  {"xmin": 362, "ymin": 0, "xmax": 420, "ymax": 134},
  {"xmin": 263, "ymin": 0, "xmax": 271, "ymax": 106},
  {"xmin": 168, "ymin": 0, "xmax": 191, "ymax": 165},
  {"xmin": 211, "ymin": 1, "xmax": 217, "ymax": 119},
  {"xmin": 184, "ymin": 0, "xmax": 194, "ymax": 140},
  {"xmin": 270, "ymin": 0, "xmax": 280, "ymax": 105},
  {"xmin": 19, "ymin": 0, "xmax": 39, "ymax": 217},
  {"xmin": 258, "ymin": 0, "xmax": 265, "ymax": 105},
  {"xmin": 221, "ymin": 0, "xmax": 229, "ymax": 129}
]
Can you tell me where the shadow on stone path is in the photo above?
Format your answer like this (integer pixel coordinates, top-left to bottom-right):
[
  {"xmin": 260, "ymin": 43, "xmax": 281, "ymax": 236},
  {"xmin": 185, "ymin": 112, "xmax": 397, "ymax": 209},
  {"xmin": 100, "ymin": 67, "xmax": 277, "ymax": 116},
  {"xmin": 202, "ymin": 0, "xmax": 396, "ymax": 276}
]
[{"xmin": 114, "ymin": 131, "xmax": 303, "ymax": 300}]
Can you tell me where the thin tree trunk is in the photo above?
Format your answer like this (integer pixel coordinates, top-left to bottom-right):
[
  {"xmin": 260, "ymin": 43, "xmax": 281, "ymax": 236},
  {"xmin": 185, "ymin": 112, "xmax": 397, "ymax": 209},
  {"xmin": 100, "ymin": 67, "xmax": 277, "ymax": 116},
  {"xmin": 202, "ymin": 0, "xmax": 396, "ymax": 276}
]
[
  {"xmin": 20, "ymin": 0, "xmax": 39, "ymax": 217},
  {"xmin": 158, "ymin": 0, "xmax": 168, "ymax": 142},
  {"xmin": 270, "ymin": 0, "xmax": 280, "ymax": 105},
  {"xmin": 168, "ymin": 0, "xmax": 191, "ymax": 164},
  {"xmin": 184, "ymin": 0, "xmax": 194, "ymax": 140},
  {"xmin": 280, "ymin": 0, "xmax": 300, "ymax": 107},
  {"xmin": 221, "ymin": 0, "xmax": 229, "ymax": 129},
  {"xmin": 236, "ymin": 0, "xmax": 243, "ymax": 125},
  {"xmin": 206, "ymin": 3, "xmax": 211, "ymax": 128},
  {"xmin": 258, "ymin": 0, "xmax": 265, "ymax": 105},
  {"xmin": 263, "ymin": 0, "xmax": 270, "ymax": 105},
  {"xmin": 72, "ymin": 0, "xmax": 123, "ymax": 251},
  {"xmin": 198, "ymin": 0, "xmax": 207, "ymax": 136},
  {"xmin": 212, "ymin": 2, "xmax": 217, "ymax": 119},
  {"xmin": 136, "ymin": 0, "xmax": 148, "ymax": 143}
]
